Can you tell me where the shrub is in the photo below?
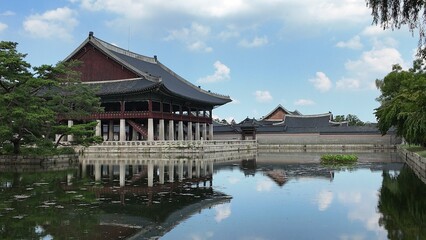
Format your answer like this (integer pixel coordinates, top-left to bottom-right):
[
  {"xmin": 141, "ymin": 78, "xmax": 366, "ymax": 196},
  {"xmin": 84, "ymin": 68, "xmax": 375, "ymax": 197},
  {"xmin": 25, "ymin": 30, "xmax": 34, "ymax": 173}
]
[{"xmin": 320, "ymin": 154, "xmax": 358, "ymax": 164}]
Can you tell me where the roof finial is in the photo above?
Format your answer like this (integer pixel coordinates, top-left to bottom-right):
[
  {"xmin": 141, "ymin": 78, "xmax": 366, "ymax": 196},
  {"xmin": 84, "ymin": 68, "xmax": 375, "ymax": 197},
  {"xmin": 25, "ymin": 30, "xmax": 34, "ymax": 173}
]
[{"xmin": 89, "ymin": 31, "xmax": 94, "ymax": 38}]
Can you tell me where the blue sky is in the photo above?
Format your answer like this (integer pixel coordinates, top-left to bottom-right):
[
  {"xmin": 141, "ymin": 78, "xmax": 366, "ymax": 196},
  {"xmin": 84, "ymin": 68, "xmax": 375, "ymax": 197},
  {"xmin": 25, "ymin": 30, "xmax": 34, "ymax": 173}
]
[{"xmin": 0, "ymin": 0, "xmax": 419, "ymax": 123}]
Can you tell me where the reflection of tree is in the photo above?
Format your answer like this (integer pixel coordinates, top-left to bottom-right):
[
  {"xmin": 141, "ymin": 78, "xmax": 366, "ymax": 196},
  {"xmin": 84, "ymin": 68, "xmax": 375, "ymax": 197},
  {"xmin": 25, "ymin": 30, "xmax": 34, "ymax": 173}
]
[
  {"xmin": 0, "ymin": 170, "xmax": 101, "ymax": 239},
  {"xmin": 378, "ymin": 165, "xmax": 426, "ymax": 239}
]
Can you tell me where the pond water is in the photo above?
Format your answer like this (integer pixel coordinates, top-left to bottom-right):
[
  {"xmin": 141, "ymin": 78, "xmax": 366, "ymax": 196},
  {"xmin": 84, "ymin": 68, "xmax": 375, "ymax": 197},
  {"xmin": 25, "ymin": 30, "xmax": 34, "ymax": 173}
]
[{"xmin": 0, "ymin": 151, "xmax": 425, "ymax": 240}]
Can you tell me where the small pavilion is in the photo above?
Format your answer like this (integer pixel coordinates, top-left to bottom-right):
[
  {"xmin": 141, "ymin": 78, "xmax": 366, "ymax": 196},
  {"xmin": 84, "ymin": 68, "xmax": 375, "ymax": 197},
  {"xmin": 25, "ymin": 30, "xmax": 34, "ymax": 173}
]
[{"xmin": 64, "ymin": 32, "xmax": 231, "ymax": 141}]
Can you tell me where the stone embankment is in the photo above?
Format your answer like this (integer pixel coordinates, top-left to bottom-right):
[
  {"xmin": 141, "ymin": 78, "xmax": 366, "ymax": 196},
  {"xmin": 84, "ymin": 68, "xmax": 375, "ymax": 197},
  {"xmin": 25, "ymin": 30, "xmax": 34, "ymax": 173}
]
[
  {"xmin": 0, "ymin": 154, "xmax": 78, "ymax": 165},
  {"xmin": 398, "ymin": 146, "xmax": 426, "ymax": 184},
  {"xmin": 258, "ymin": 144, "xmax": 396, "ymax": 151},
  {"xmin": 82, "ymin": 140, "xmax": 257, "ymax": 155}
]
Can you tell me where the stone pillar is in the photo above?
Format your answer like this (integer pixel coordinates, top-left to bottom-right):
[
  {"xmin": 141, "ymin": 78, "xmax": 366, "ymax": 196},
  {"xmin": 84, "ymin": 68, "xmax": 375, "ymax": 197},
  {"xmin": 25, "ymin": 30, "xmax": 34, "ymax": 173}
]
[
  {"xmin": 119, "ymin": 163, "xmax": 125, "ymax": 187},
  {"xmin": 131, "ymin": 127, "xmax": 138, "ymax": 141},
  {"xmin": 108, "ymin": 120, "xmax": 114, "ymax": 141},
  {"xmin": 109, "ymin": 164, "xmax": 114, "ymax": 181},
  {"xmin": 81, "ymin": 161, "xmax": 87, "ymax": 177},
  {"xmin": 159, "ymin": 119, "xmax": 165, "ymax": 141},
  {"xmin": 67, "ymin": 120, "xmax": 73, "ymax": 142},
  {"xmin": 187, "ymin": 122, "xmax": 193, "ymax": 140},
  {"xmin": 148, "ymin": 118, "xmax": 154, "ymax": 141},
  {"xmin": 95, "ymin": 163, "xmax": 101, "ymax": 181},
  {"xmin": 95, "ymin": 120, "xmax": 102, "ymax": 137},
  {"xmin": 208, "ymin": 123, "xmax": 213, "ymax": 140},
  {"xmin": 202, "ymin": 161, "xmax": 207, "ymax": 177},
  {"xmin": 148, "ymin": 162, "xmax": 154, "ymax": 187},
  {"xmin": 168, "ymin": 161, "xmax": 175, "ymax": 183},
  {"xmin": 178, "ymin": 121, "xmax": 184, "ymax": 141},
  {"xmin": 187, "ymin": 160, "xmax": 193, "ymax": 178},
  {"xmin": 195, "ymin": 160, "xmax": 201, "ymax": 177},
  {"xmin": 195, "ymin": 122, "xmax": 200, "ymax": 140},
  {"xmin": 202, "ymin": 123, "xmax": 207, "ymax": 140},
  {"xmin": 178, "ymin": 160, "xmax": 184, "ymax": 181},
  {"xmin": 159, "ymin": 161, "xmax": 165, "ymax": 184},
  {"xmin": 209, "ymin": 161, "xmax": 214, "ymax": 175},
  {"xmin": 119, "ymin": 119, "xmax": 126, "ymax": 141},
  {"xmin": 168, "ymin": 120, "xmax": 175, "ymax": 141}
]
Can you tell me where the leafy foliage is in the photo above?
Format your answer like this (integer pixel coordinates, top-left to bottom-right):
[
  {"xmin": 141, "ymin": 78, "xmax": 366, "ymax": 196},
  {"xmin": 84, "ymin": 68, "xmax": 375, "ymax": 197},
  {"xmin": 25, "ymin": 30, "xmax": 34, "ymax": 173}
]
[
  {"xmin": 366, "ymin": 0, "xmax": 426, "ymax": 58},
  {"xmin": 378, "ymin": 166, "xmax": 426, "ymax": 239},
  {"xmin": 333, "ymin": 114, "xmax": 365, "ymax": 126},
  {"xmin": 0, "ymin": 41, "xmax": 103, "ymax": 154},
  {"xmin": 320, "ymin": 154, "xmax": 358, "ymax": 164},
  {"xmin": 375, "ymin": 60, "xmax": 426, "ymax": 146}
]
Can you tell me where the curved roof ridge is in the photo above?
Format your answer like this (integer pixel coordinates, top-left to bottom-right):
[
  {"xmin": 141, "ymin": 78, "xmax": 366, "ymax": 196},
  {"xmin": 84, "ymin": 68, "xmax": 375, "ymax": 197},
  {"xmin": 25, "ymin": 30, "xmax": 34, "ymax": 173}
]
[
  {"xmin": 95, "ymin": 37, "xmax": 157, "ymax": 64},
  {"xmin": 261, "ymin": 104, "xmax": 295, "ymax": 120},
  {"xmin": 155, "ymin": 60, "xmax": 230, "ymax": 100},
  {"xmin": 272, "ymin": 121, "xmax": 286, "ymax": 126},
  {"xmin": 62, "ymin": 33, "xmax": 158, "ymax": 83},
  {"xmin": 91, "ymin": 37, "xmax": 159, "ymax": 82},
  {"xmin": 82, "ymin": 77, "xmax": 143, "ymax": 84},
  {"xmin": 285, "ymin": 113, "xmax": 331, "ymax": 118}
]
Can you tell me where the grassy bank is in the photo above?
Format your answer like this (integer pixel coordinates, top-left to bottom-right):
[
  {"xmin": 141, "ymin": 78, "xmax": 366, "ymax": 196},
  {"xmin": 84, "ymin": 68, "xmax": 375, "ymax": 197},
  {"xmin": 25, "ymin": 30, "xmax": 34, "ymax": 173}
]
[{"xmin": 400, "ymin": 145, "xmax": 426, "ymax": 158}]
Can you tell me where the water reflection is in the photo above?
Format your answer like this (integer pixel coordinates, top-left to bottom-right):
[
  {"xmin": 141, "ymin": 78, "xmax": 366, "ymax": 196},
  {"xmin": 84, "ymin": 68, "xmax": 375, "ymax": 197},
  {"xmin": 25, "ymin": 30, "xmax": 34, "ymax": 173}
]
[
  {"xmin": 378, "ymin": 165, "xmax": 426, "ymax": 239},
  {"xmin": 0, "ymin": 150, "xmax": 425, "ymax": 240}
]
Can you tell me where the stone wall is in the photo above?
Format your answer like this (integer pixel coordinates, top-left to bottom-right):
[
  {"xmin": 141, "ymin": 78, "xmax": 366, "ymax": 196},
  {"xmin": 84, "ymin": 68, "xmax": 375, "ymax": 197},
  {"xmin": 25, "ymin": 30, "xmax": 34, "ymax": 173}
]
[
  {"xmin": 398, "ymin": 146, "xmax": 426, "ymax": 184},
  {"xmin": 0, "ymin": 154, "xmax": 79, "ymax": 165},
  {"xmin": 214, "ymin": 132, "xmax": 399, "ymax": 148}
]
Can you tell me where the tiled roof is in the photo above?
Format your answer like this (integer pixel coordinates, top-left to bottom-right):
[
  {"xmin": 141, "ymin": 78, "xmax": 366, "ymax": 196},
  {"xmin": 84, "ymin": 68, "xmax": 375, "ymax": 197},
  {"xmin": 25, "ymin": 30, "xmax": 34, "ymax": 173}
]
[
  {"xmin": 283, "ymin": 113, "xmax": 332, "ymax": 128},
  {"xmin": 83, "ymin": 78, "xmax": 160, "ymax": 95},
  {"xmin": 65, "ymin": 32, "xmax": 231, "ymax": 106}
]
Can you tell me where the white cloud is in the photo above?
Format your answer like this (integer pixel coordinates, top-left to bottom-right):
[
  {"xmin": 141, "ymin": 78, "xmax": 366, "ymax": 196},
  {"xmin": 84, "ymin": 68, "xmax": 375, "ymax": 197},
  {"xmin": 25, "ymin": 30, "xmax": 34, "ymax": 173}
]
[
  {"xmin": 338, "ymin": 45, "xmax": 405, "ymax": 90},
  {"xmin": 302, "ymin": 0, "xmax": 369, "ymax": 23},
  {"xmin": 254, "ymin": 90, "xmax": 273, "ymax": 103},
  {"xmin": 294, "ymin": 99, "xmax": 315, "ymax": 106},
  {"xmin": 165, "ymin": 22, "xmax": 213, "ymax": 53},
  {"xmin": 214, "ymin": 204, "xmax": 231, "ymax": 222},
  {"xmin": 317, "ymin": 190, "xmax": 333, "ymax": 211},
  {"xmin": 23, "ymin": 7, "xmax": 78, "ymax": 40},
  {"xmin": 0, "ymin": 11, "xmax": 15, "ymax": 16},
  {"xmin": 256, "ymin": 179, "xmax": 273, "ymax": 192},
  {"xmin": 336, "ymin": 78, "xmax": 361, "ymax": 90},
  {"xmin": 309, "ymin": 72, "xmax": 332, "ymax": 92},
  {"xmin": 239, "ymin": 36, "xmax": 268, "ymax": 48},
  {"xmin": 345, "ymin": 47, "xmax": 404, "ymax": 75},
  {"xmin": 0, "ymin": 22, "xmax": 7, "ymax": 33},
  {"xmin": 336, "ymin": 35, "xmax": 363, "ymax": 50},
  {"xmin": 362, "ymin": 25, "xmax": 386, "ymax": 36},
  {"xmin": 198, "ymin": 61, "xmax": 230, "ymax": 83},
  {"xmin": 74, "ymin": 0, "xmax": 370, "ymax": 30},
  {"xmin": 218, "ymin": 25, "xmax": 240, "ymax": 40},
  {"xmin": 227, "ymin": 176, "xmax": 240, "ymax": 184}
]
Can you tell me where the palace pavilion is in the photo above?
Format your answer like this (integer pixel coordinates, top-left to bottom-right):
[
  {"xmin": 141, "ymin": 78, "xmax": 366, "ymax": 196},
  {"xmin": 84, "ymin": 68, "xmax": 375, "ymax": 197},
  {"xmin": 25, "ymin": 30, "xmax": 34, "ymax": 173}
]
[{"xmin": 63, "ymin": 32, "xmax": 231, "ymax": 141}]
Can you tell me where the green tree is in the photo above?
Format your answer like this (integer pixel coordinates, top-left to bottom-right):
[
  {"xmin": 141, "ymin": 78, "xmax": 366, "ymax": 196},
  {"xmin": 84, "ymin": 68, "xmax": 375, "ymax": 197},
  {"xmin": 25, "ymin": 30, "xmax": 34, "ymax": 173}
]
[
  {"xmin": 0, "ymin": 41, "xmax": 102, "ymax": 154},
  {"xmin": 0, "ymin": 42, "xmax": 56, "ymax": 154},
  {"xmin": 333, "ymin": 114, "xmax": 365, "ymax": 126},
  {"xmin": 366, "ymin": 0, "xmax": 426, "ymax": 58},
  {"xmin": 34, "ymin": 61, "xmax": 103, "ymax": 147},
  {"xmin": 375, "ymin": 60, "xmax": 426, "ymax": 146},
  {"xmin": 333, "ymin": 115, "xmax": 346, "ymax": 122}
]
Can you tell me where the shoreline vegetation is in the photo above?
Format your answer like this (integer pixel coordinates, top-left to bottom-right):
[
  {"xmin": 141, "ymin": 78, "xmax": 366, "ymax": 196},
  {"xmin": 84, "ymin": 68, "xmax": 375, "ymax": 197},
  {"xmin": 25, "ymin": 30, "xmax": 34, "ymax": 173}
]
[
  {"xmin": 401, "ymin": 145, "xmax": 426, "ymax": 158},
  {"xmin": 320, "ymin": 154, "xmax": 358, "ymax": 164}
]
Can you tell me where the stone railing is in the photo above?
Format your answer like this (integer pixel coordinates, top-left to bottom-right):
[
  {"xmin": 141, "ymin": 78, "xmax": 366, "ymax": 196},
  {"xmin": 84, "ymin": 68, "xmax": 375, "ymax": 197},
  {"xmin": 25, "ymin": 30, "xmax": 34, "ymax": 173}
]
[{"xmin": 82, "ymin": 140, "xmax": 257, "ymax": 154}]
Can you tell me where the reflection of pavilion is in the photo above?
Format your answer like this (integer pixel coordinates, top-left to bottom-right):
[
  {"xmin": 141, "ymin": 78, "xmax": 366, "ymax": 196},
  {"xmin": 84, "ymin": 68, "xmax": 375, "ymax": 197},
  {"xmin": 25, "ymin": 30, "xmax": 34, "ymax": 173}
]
[
  {"xmin": 70, "ymin": 152, "xmax": 254, "ymax": 239},
  {"xmin": 79, "ymin": 151, "xmax": 256, "ymax": 187}
]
